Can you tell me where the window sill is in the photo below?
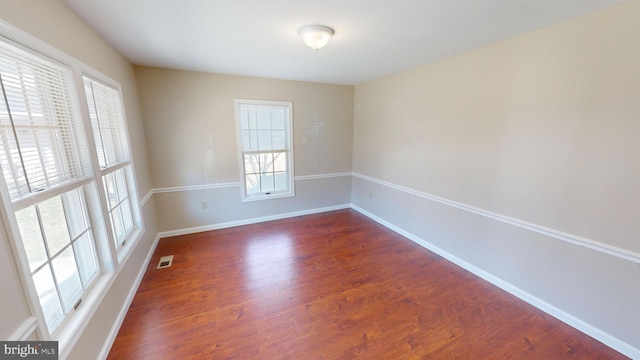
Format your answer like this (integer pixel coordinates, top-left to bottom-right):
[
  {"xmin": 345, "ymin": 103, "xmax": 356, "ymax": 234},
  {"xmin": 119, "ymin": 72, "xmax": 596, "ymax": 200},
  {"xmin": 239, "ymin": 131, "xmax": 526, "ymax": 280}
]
[
  {"xmin": 241, "ymin": 191, "xmax": 295, "ymax": 203},
  {"xmin": 116, "ymin": 227, "xmax": 145, "ymax": 267},
  {"xmin": 56, "ymin": 227, "xmax": 143, "ymax": 358},
  {"xmin": 55, "ymin": 271, "xmax": 115, "ymax": 359}
]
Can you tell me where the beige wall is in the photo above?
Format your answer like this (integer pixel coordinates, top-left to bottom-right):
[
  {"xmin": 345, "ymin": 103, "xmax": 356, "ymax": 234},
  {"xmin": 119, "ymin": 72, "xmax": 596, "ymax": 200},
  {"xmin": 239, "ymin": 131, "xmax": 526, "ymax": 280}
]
[
  {"xmin": 352, "ymin": 0, "xmax": 640, "ymax": 354},
  {"xmin": 354, "ymin": 1, "xmax": 639, "ymax": 252},
  {"xmin": 136, "ymin": 67, "xmax": 354, "ymax": 232},
  {"xmin": 0, "ymin": 1, "xmax": 158, "ymax": 359},
  {"xmin": 137, "ymin": 67, "xmax": 354, "ymax": 187}
]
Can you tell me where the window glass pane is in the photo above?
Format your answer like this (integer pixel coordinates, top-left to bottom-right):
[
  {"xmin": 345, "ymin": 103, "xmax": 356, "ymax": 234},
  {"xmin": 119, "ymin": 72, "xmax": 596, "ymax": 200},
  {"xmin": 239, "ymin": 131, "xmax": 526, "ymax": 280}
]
[
  {"xmin": 51, "ymin": 247, "xmax": 82, "ymax": 311},
  {"xmin": 63, "ymin": 188, "xmax": 89, "ymax": 240},
  {"xmin": 239, "ymin": 107, "xmax": 248, "ymax": 129},
  {"xmin": 122, "ymin": 202, "xmax": 133, "ymax": 234},
  {"xmin": 111, "ymin": 206, "xmax": 125, "ymax": 244},
  {"xmin": 104, "ymin": 168, "xmax": 135, "ymax": 248},
  {"xmin": 260, "ymin": 173, "xmax": 275, "ymax": 193},
  {"xmin": 84, "ymin": 81, "xmax": 106, "ymax": 167},
  {"xmin": 257, "ymin": 130, "xmax": 272, "ymax": 150},
  {"xmin": 114, "ymin": 168, "xmax": 128, "ymax": 202},
  {"xmin": 20, "ymin": 129, "xmax": 61, "ymax": 190},
  {"xmin": 248, "ymin": 130, "xmax": 258, "ymax": 151},
  {"xmin": 83, "ymin": 77, "xmax": 126, "ymax": 168},
  {"xmin": 0, "ymin": 132, "xmax": 27, "ymax": 198},
  {"xmin": 73, "ymin": 232, "xmax": 98, "ymax": 286},
  {"xmin": 245, "ymin": 174, "xmax": 260, "ymax": 195},
  {"xmin": 40, "ymin": 196, "xmax": 71, "ymax": 256},
  {"xmin": 103, "ymin": 172, "xmax": 118, "ymax": 209},
  {"xmin": 244, "ymin": 154, "xmax": 257, "ymax": 174},
  {"xmin": 275, "ymin": 173, "xmax": 289, "ymax": 192},
  {"xmin": 94, "ymin": 128, "xmax": 106, "ymax": 167},
  {"xmin": 257, "ymin": 109, "xmax": 270, "ymax": 129},
  {"xmin": 271, "ymin": 109, "xmax": 285, "ymax": 129},
  {"xmin": 15, "ymin": 206, "xmax": 47, "ymax": 272},
  {"xmin": 241, "ymin": 130, "xmax": 252, "ymax": 151},
  {"xmin": 272, "ymin": 130, "xmax": 286, "ymax": 149},
  {"xmin": 260, "ymin": 152, "xmax": 274, "ymax": 173},
  {"xmin": 33, "ymin": 265, "xmax": 63, "ymax": 329},
  {"xmin": 0, "ymin": 43, "xmax": 90, "ymax": 199},
  {"xmin": 102, "ymin": 130, "xmax": 118, "ymax": 166},
  {"xmin": 247, "ymin": 108, "xmax": 257, "ymax": 129},
  {"xmin": 273, "ymin": 152, "xmax": 287, "ymax": 172}
]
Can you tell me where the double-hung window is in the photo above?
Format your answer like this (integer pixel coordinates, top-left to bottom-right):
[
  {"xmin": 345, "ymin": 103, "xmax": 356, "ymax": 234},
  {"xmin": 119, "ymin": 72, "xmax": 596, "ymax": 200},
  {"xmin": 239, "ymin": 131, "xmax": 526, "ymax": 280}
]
[
  {"xmin": 83, "ymin": 76, "xmax": 135, "ymax": 250},
  {"xmin": 0, "ymin": 37, "xmax": 98, "ymax": 331},
  {"xmin": 235, "ymin": 99, "xmax": 294, "ymax": 201},
  {"xmin": 0, "ymin": 25, "xmax": 142, "ymax": 343}
]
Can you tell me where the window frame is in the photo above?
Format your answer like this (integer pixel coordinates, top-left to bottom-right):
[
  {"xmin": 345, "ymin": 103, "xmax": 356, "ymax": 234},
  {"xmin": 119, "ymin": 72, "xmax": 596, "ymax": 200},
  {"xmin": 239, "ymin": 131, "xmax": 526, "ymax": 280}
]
[
  {"xmin": 82, "ymin": 75, "xmax": 139, "ymax": 254},
  {"xmin": 234, "ymin": 99, "xmax": 295, "ymax": 202},
  {"xmin": 0, "ymin": 19, "xmax": 144, "ymax": 355},
  {"xmin": 13, "ymin": 185, "xmax": 101, "ymax": 332}
]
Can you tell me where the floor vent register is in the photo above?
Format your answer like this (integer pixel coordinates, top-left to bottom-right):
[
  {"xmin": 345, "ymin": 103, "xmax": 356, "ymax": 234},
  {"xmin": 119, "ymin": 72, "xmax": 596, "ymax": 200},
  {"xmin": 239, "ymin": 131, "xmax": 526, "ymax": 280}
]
[{"xmin": 157, "ymin": 255, "xmax": 174, "ymax": 269}]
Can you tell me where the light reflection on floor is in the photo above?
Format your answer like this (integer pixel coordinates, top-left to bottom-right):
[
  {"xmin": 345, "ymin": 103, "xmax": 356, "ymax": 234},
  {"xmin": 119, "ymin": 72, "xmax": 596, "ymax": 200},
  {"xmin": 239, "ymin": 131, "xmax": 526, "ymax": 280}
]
[{"xmin": 244, "ymin": 235, "xmax": 296, "ymax": 296}]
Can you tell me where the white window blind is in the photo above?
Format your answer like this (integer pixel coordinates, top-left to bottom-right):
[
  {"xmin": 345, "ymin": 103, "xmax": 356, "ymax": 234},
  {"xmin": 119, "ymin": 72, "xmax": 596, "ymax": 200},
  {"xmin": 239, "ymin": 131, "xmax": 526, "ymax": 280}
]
[
  {"xmin": 0, "ymin": 36, "xmax": 101, "ymax": 333},
  {"xmin": 83, "ymin": 77, "xmax": 125, "ymax": 169},
  {"xmin": 0, "ymin": 40, "xmax": 89, "ymax": 200},
  {"xmin": 83, "ymin": 76, "xmax": 134, "ymax": 248},
  {"xmin": 0, "ymin": 25, "xmax": 144, "ymax": 342}
]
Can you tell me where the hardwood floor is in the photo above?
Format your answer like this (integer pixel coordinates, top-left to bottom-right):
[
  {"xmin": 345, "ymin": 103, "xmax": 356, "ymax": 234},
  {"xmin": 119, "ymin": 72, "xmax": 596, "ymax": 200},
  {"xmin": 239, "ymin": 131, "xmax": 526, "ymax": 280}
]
[{"xmin": 108, "ymin": 209, "xmax": 626, "ymax": 359}]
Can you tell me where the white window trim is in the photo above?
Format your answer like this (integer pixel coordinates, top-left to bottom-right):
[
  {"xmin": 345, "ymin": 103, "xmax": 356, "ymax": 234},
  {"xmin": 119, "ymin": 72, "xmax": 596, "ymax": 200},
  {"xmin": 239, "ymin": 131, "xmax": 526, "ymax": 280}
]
[
  {"xmin": 79, "ymin": 71, "xmax": 144, "ymax": 266},
  {"xmin": 234, "ymin": 99, "xmax": 295, "ymax": 202},
  {"xmin": 82, "ymin": 75, "xmax": 141, "ymax": 257},
  {"xmin": 0, "ymin": 19, "xmax": 144, "ymax": 358}
]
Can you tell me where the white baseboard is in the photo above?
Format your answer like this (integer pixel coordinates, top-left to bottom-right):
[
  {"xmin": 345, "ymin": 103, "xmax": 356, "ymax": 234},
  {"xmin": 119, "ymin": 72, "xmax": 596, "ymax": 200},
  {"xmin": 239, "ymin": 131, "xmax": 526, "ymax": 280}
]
[
  {"xmin": 98, "ymin": 233, "xmax": 162, "ymax": 360},
  {"xmin": 98, "ymin": 201, "xmax": 639, "ymax": 359},
  {"xmin": 350, "ymin": 204, "xmax": 640, "ymax": 359},
  {"xmin": 157, "ymin": 204, "xmax": 351, "ymax": 239}
]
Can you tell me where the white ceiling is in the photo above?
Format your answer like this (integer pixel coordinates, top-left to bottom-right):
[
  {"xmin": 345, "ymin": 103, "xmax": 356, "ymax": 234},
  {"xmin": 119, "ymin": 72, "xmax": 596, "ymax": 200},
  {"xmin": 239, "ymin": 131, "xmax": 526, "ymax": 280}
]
[{"xmin": 62, "ymin": 0, "xmax": 628, "ymax": 85}]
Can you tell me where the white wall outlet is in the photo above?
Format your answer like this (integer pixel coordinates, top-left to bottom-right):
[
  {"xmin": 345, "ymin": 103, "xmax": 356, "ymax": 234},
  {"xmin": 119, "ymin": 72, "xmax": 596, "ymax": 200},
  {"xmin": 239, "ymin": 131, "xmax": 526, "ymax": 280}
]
[{"xmin": 201, "ymin": 201, "xmax": 207, "ymax": 209}]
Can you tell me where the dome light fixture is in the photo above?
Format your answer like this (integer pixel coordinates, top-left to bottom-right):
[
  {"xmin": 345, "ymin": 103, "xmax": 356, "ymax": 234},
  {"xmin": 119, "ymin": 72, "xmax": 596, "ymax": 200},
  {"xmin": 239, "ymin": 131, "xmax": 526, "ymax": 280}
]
[{"xmin": 298, "ymin": 25, "xmax": 334, "ymax": 50}]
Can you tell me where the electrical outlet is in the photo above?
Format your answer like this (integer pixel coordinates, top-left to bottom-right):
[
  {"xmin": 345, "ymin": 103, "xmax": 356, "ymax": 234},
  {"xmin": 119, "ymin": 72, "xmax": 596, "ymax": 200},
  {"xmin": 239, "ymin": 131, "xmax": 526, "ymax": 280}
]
[
  {"xmin": 201, "ymin": 201, "xmax": 207, "ymax": 209},
  {"xmin": 369, "ymin": 192, "xmax": 373, "ymax": 199}
]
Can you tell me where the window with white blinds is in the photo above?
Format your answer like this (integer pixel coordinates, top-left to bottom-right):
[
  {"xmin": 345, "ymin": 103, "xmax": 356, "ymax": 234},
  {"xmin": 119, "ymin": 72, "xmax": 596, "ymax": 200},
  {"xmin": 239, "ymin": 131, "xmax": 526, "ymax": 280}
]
[
  {"xmin": 83, "ymin": 76, "xmax": 125, "ymax": 169},
  {"xmin": 0, "ymin": 40, "xmax": 90, "ymax": 200},
  {"xmin": 235, "ymin": 99, "xmax": 294, "ymax": 201},
  {"xmin": 0, "ymin": 36, "xmax": 100, "ymax": 333},
  {"xmin": 0, "ymin": 27, "xmax": 142, "ymax": 341},
  {"xmin": 83, "ymin": 76, "xmax": 134, "ymax": 248}
]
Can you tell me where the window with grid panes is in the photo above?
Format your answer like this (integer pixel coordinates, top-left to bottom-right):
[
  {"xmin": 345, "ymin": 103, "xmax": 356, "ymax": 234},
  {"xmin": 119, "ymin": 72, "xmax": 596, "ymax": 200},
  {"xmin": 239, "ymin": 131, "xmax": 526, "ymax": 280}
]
[
  {"xmin": 0, "ymin": 36, "xmax": 99, "ymax": 331},
  {"xmin": 0, "ymin": 26, "xmax": 142, "ymax": 340},
  {"xmin": 83, "ymin": 76, "xmax": 134, "ymax": 249},
  {"xmin": 235, "ymin": 99, "xmax": 294, "ymax": 201}
]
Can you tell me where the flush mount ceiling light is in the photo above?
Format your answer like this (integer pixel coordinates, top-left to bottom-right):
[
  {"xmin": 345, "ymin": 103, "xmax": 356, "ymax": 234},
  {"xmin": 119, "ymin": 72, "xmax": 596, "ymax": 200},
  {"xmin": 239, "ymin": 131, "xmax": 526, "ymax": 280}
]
[{"xmin": 298, "ymin": 25, "xmax": 334, "ymax": 50}]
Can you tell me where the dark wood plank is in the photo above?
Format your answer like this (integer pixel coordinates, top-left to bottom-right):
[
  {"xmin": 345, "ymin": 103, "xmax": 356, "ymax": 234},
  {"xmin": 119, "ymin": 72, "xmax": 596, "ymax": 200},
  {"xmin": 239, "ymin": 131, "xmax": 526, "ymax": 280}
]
[{"xmin": 108, "ymin": 209, "xmax": 627, "ymax": 359}]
